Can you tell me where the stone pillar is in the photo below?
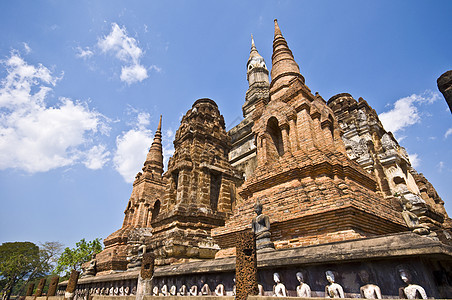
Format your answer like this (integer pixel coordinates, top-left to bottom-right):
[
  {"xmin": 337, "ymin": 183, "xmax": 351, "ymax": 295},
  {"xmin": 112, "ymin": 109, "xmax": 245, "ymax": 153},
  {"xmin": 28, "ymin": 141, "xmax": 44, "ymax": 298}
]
[
  {"xmin": 136, "ymin": 253, "xmax": 154, "ymax": 300},
  {"xmin": 26, "ymin": 283, "xmax": 35, "ymax": 296},
  {"xmin": 64, "ymin": 270, "xmax": 79, "ymax": 300},
  {"xmin": 47, "ymin": 276, "xmax": 59, "ymax": 297},
  {"xmin": 34, "ymin": 278, "xmax": 46, "ymax": 297},
  {"xmin": 235, "ymin": 231, "xmax": 258, "ymax": 300}
]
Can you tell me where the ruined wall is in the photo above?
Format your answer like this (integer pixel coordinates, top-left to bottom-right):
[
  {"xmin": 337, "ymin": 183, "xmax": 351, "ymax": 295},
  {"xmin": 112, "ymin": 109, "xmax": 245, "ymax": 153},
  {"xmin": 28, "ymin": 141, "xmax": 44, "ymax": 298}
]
[{"xmin": 327, "ymin": 93, "xmax": 452, "ymax": 234}]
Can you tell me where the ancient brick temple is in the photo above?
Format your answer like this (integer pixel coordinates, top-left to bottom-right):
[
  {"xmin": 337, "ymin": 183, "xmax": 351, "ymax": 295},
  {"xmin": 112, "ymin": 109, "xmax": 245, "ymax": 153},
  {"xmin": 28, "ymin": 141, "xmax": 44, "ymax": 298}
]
[
  {"xmin": 96, "ymin": 116, "xmax": 165, "ymax": 273},
  {"xmin": 149, "ymin": 99, "xmax": 241, "ymax": 265},
  {"xmin": 62, "ymin": 19, "xmax": 452, "ymax": 299}
]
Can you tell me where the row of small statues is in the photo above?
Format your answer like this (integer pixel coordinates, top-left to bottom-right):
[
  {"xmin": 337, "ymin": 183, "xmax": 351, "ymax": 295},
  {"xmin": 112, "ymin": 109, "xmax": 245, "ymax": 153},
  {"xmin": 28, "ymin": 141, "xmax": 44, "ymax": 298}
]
[
  {"xmin": 152, "ymin": 268, "xmax": 427, "ymax": 299},
  {"xmin": 272, "ymin": 269, "xmax": 427, "ymax": 299},
  {"xmin": 57, "ymin": 285, "xmax": 137, "ymax": 297}
]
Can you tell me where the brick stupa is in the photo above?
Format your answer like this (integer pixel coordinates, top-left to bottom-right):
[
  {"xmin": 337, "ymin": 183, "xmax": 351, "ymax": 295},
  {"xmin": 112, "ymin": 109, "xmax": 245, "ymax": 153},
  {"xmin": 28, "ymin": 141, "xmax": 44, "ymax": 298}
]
[
  {"xmin": 95, "ymin": 116, "xmax": 165, "ymax": 273},
  {"xmin": 212, "ymin": 20, "xmax": 406, "ymax": 249}
]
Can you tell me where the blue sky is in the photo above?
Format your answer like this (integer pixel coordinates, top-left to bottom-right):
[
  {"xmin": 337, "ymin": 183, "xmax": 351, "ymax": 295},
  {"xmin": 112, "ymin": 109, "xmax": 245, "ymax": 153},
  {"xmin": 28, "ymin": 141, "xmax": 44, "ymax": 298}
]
[{"xmin": 1, "ymin": 1, "xmax": 451, "ymax": 249}]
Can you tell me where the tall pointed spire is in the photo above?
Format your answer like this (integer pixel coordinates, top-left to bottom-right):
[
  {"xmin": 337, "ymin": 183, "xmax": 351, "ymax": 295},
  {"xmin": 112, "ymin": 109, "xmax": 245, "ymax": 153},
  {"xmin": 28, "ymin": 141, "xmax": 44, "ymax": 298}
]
[
  {"xmin": 145, "ymin": 115, "xmax": 164, "ymax": 176},
  {"xmin": 274, "ymin": 19, "xmax": 282, "ymax": 38},
  {"xmin": 270, "ymin": 19, "xmax": 304, "ymax": 97}
]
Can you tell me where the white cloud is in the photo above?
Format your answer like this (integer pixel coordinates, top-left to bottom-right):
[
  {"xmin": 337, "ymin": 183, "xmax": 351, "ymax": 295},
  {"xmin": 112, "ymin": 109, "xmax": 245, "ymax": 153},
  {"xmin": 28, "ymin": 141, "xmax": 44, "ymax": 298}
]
[
  {"xmin": 113, "ymin": 111, "xmax": 154, "ymax": 183},
  {"xmin": 23, "ymin": 43, "xmax": 31, "ymax": 54},
  {"xmin": 98, "ymin": 23, "xmax": 152, "ymax": 84},
  {"xmin": 379, "ymin": 91, "xmax": 440, "ymax": 134},
  {"xmin": 149, "ymin": 65, "xmax": 162, "ymax": 73},
  {"xmin": 438, "ymin": 161, "xmax": 445, "ymax": 172},
  {"xmin": 120, "ymin": 64, "xmax": 148, "ymax": 84},
  {"xmin": 83, "ymin": 145, "xmax": 110, "ymax": 170},
  {"xmin": 0, "ymin": 52, "xmax": 109, "ymax": 173},
  {"xmin": 445, "ymin": 128, "xmax": 452, "ymax": 139},
  {"xmin": 76, "ymin": 46, "xmax": 94, "ymax": 59},
  {"xmin": 408, "ymin": 153, "xmax": 420, "ymax": 168}
]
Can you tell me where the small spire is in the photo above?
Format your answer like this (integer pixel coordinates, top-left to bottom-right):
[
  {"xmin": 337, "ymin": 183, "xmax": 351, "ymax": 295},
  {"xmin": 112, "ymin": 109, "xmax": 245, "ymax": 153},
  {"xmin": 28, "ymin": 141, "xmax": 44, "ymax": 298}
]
[
  {"xmin": 251, "ymin": 34, "xmax": 256, "ymax": 49},
  {"xmin": 270, "ymin": 19, "xmax": 304, "ymax": 96},
  {"xmin": 144, "ymin": 115, "xmax": 164, "ymax": 176},
  {"xmin": 274, "ymin": 19, "xmax": 282, "ymax": 38},
  {"xmin": 157, "ymin": 115, "xmax": 162, "ymax": 132}
]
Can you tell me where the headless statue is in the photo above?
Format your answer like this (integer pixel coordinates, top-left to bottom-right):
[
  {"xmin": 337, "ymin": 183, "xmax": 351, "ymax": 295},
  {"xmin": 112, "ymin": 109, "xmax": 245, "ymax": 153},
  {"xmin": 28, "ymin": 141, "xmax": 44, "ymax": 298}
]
[
  {"xmin": 179, "ymin": 285, "xmax": 188, "ymax": 296},
  {"xmin": 258, "ymin": 284, "xmax": 264, "ymax": 296},
  {"xmin": 296, "ymin": 271, "xmax": 311, "ymax": 298},
  {"xmin": 272, "ymin": 273, "xmax": 287, "ymax": 297},
  {"xmin": 325, "ymin": 271, "xmax": 345, "ymax": 298},
  {"xmin": 251, "ymin": 201, "xmax": 275, "ymax": 251},
  {"xmin": 170, "ymin": 285, "xmax": 177, "ymax": 296},
  {"xmin": 161, "ymin": 284, "xmax": 168, "ymax": 296},
  {"xmin": 398, "ymin": 268, "xmax": 427, "ymax": 299},
  {"xmin": 358, "ymin": 270, "xmax": 381, "ymax": 299},
  {"xmin": 190, "ymin": 285, "xmax": 198, "ymax": 296},
  {"xmin": 232, "ymin": 278, "xmax": 236, "ymax": 296},
  {"xmin": 152, "ymin": 286, "xmax": 159, "ymax": 296},
  {"xmin": 214, "ymin": 283, "xmax": 225, "ymax": 296}
]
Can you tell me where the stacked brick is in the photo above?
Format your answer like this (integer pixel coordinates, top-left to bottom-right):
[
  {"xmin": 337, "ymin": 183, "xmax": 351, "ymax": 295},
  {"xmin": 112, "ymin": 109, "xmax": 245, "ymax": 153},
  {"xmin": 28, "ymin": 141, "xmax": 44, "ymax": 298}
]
[
  {"xmin": 212, "ymin": 20, "xmax": 406, "ymax": 250},
  {"xmin": 235, "ymin": 231, "xmax": 258, "ymax": 300},
  {"xmin": 328, "ymin": 93, "xmax": 452, "ymax": 235},
  {"xmin": 149, "ymin": 98, "xmax": 241, "ymax": 265},
  {"xmin": 96, "ymin": 117, "xmax": 166, "ymax": 273}
]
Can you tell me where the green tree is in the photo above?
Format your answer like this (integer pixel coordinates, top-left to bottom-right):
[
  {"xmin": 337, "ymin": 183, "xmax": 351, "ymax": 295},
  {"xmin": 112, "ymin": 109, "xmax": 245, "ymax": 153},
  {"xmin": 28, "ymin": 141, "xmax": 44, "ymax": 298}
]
[
  {"xmin": 0, "ymin": 242, "xmax": 39, "ymax": 300},
  {"xmin": 55, "ymin": 238, "xmax": 102, "ymax": 277},
  {"xmin": 0, "ymin": 241, "xmax": 64, "ymax": 300}
]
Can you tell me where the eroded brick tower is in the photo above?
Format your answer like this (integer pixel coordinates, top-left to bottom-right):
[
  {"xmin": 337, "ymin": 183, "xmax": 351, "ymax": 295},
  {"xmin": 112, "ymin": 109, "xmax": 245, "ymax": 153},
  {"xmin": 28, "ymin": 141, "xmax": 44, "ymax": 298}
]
[
  {"xmin": 149, "ymin": 99, "xmax": 241, "ymax": 265},
  {"xmin": 96, "ymin": 117, "xmax": 165, "ymax": 273},
  {"xmin": 212, "ymin": 20, "xmax": 406, "ymax": 249}
]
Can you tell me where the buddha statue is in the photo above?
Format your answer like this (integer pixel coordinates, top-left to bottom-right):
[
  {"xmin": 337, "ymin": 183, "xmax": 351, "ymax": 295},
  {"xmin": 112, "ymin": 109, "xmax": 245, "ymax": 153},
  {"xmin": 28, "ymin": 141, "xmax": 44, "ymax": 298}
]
[
  {"xmin": 398, "ymin": 267, "xmax": 427, "ymax": 299},
  {"xmin": 179, "ymin": 285, "xmax": 188, "ymax": 296},
  {"xmin": 170, "ymin": 285, "xmax": 177, "ymax": 296},
  {"xmin": 296, "ymin": 271, "xmax": 311, "ymax": 298},
  {"xmin": 190, "ymin": 285, "xmax": 198, "ymax": 296},
  {"xmin": 358, "ymin": 270, "xmax": 381, "ymax": 299},
  {"xmin": 325, "ymin": 271, "xmax": 344, "ymax": 298},
  {"xmin": 401, "ymin": 200, "xmax": 431, "ymax": 235},
  {"xmin": 83, "ymin": 254, "xmax": 97, "ymax": 277},
  {"xmin": 272, "ymin": 273, "xmax": 287, "ymax": 297},
  {"xmin": 251, "ymin": 201, "xmax": 275, "ymax": 251}
]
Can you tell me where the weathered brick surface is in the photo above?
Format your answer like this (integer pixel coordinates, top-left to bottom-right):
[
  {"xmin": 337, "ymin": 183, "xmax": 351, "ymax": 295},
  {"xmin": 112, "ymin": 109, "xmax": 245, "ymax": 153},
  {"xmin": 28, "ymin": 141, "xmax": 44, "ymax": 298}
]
[
  {"xmin": 140, "ymin": 253, "xmax": 154, "ymax": 280},
  {"xmin": 212, "ymin": 20, "xmax": 405, "ymax": 250},
  {"xmin": 47, "ymin": 276, "xmax": 59, "ymax": 297},
  {"xmin": 65, "ymin": 270, "xmax": 79, "ymax": 294},
  {"xmin": 327, "ymin": 92, "xmax": 452, "ymax": 236},
  {"xmin": 236, "ymin": 231, "xmax": 258, "ymax": 300},
  {"xmin": 34, "ymin": 278, "xmax": 46, "ymax": 297},
  {"xmin": 96, "ymin": 118, "xmax": 166, "ymax": 273},
  {"xmin": 26, "ymin": 283, "xmax": 34, "ymax": 296},
  {"xmin": 149, "ymin": 99, "xmax": 241, "ymax": 265}
]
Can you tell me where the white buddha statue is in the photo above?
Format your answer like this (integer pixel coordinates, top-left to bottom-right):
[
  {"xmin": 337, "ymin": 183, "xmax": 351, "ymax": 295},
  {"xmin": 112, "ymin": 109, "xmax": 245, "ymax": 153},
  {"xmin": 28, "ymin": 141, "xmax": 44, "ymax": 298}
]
[{"xmin": 325, "ymin": 271, "xmax": 344, "ymax": 298}]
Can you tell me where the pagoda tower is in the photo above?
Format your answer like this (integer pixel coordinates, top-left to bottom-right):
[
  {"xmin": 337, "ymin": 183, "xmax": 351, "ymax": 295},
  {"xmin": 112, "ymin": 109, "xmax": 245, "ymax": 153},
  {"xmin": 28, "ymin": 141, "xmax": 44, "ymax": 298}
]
[
  {"xmin": 212, "ymin": 20, "xmax": 406, "ymax": 249},
  {"xmin": 229, "ymin": 35, "xmax": 270, "ymax": 181},
  {"xmin": 149, "ymin": 99, "xmax": 241, "ymax": 265},
  {"xmin": 95, "ymin": 117, "xmax": 166, "ymax": 273}
]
